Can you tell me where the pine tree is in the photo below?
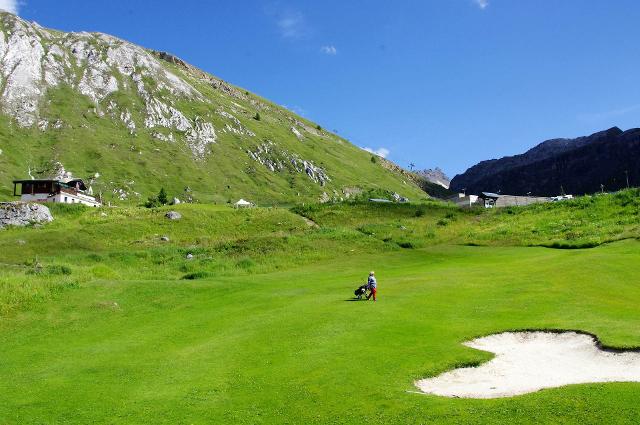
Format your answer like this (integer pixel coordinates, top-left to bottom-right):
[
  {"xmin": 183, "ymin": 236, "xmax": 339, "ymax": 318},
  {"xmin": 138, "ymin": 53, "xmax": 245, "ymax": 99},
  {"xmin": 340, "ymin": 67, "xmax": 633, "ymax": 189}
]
[{"xmin": 158, "ymin": 187, "xmax": 168, "ymax": 205}]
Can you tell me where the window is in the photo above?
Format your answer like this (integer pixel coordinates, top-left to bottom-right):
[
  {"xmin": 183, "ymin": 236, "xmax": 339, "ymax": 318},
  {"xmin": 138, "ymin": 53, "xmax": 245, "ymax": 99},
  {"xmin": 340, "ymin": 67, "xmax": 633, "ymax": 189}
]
[{"xmin": 64, "ymin": 197, "xmax": 68, "ymax": 203}]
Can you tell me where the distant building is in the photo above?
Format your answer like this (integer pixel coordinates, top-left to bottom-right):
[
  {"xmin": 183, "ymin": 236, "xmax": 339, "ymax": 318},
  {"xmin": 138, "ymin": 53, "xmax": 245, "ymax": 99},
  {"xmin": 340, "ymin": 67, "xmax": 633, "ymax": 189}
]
[
  {"xmin": 478, "ymin": 192, "xmax": 551, "ymax": 208},
  {"xmin": 448, "ymin": 193, "xmax": 479, "ymax": 208},
  {"xmin": 448, "ymin": 192, "xmax": 553, "ymax": 208},
  {"xmin": 479, "ymin": 192, "xmax": 501, "ymax": 208},
  {"xmin": 551, "ymin": 195, "xmax": 574, "ymax": 202},
  {"xmin": 13, "ymin": 178, "xmax": 101, "ymax": 207},
  {"xmin": 234, "ymin": 199, "xmax": 253, "ymax": 208}
]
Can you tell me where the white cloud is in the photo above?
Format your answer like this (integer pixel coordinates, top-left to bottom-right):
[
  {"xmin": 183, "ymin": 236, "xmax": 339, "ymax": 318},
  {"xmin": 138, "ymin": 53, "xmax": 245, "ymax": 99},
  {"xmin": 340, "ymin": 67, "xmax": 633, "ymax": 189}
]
[
  {"xmin": 362, "ymin": 147, "xmax": 390, "ymax": 158},
  {"xmin": 474, "ymin": 0, "xmax": 489, "ymax": 9},
  {"xmin": 578, "ymin": 104, "xmax": 640, "ymax": 122},
  {"xmin": 277, "ymin": 11, "xmax": 305, "ymax": 38},
  {"xmin": 0, "ymin": 0, "xmax": 19, "ymax": 14},
  {"xmin": 282, "ymin": 104, "xmax": 308, "ymax": 117},
  {"xmin": 320, "ymin": 45, "xmax": 337, "ymax": 55}
]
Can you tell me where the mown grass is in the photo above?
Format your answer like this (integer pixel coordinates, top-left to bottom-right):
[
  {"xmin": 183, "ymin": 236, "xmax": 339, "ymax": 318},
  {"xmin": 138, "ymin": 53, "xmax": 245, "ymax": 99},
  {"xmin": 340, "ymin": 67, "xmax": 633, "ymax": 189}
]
[
  {"xmin": 0, "ymin": 191, "xmax": 639, "ymax": 423},
  {"xmin": 1, "ymin": 242, "xmax": 640, "ymax": 424}
]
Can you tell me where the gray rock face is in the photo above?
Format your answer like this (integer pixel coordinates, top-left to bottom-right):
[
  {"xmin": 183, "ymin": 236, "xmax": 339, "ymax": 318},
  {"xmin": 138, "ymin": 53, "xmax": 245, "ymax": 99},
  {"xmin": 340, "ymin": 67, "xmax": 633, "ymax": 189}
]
[
  {"xmin": 0, "ymin": 12, "xmax": 217, "ymax": 159},
  {"xmin": 0, "ymin": 202, "xmax": 53, "ymax": 228},
  {"xmin": 165, "ymin": 211, "xmax": 182, "ymax": 220},
  {"xmin": 416, "ymin": 168, "xmax": 451, "ymax": 189},
  {"xmin": 246, "ymin": 141, "xmax": 330, "ymax": 186}
]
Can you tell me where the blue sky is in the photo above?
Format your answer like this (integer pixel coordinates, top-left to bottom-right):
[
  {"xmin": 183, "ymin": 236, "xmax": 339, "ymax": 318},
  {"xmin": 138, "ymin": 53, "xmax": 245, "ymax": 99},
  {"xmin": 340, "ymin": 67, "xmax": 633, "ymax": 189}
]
[{"xmin": 12, "ymin": 0, "xmax": 640, "ymax": 176}]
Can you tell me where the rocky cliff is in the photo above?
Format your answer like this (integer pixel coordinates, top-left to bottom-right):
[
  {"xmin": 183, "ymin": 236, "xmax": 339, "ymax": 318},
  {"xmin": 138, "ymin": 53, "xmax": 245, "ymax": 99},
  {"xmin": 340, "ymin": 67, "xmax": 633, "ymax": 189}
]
[
  {"xmin": 450, "ymin": 127, "xmax": 640, "ymax": 196},
  {"xmin": 416, "ymin": 168, "xmax": 450, "ymax": 189}
]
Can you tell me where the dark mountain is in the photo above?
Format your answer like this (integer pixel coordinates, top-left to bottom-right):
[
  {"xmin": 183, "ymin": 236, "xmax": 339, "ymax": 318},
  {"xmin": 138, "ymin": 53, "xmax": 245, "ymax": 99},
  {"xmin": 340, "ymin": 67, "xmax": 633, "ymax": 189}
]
[{"xmin": 450, "ymin": 127, "xmax": 640, "ymax": 196}]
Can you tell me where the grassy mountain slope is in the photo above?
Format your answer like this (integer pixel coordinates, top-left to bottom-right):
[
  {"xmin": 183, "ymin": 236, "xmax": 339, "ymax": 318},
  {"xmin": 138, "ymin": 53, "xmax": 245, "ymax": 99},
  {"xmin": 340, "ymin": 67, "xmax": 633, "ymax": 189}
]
[{"xmin": 0, "ymin": 12, "xmax": 425, "ymax": 205}]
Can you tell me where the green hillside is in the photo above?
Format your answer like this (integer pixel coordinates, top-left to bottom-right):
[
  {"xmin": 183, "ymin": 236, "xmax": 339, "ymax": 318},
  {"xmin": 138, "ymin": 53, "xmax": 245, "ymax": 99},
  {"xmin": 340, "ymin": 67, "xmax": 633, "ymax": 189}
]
[{"xmin": 0, "ymin": 12, "xmax": 425, "ymax": 205}]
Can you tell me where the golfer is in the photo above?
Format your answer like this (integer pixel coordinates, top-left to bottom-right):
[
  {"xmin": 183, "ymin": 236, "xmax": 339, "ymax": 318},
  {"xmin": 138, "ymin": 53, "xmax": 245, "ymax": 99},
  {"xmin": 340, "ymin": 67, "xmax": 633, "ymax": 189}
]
[{"xmin": 366, "ymin": 271, "xmax": 377, "ymax": 301}]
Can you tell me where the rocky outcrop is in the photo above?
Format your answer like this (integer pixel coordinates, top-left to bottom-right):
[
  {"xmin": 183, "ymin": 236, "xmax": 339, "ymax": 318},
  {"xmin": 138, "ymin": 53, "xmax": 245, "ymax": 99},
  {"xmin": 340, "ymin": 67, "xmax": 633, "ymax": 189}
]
[
  {"xmin": 246, "ymin": 141, "xmax": 330, "ymax": 186},
  {"xmin": 416, "ymin": 168, "xmax": 450, "ymax": 189},
  {"xmin": 450, "ymin": 127, "xmax": 640, "ymax": 196},
  {"xmin": 165, "ymin": 211, "xmax": 182, "ymax": 220},
  {"xmin": 0, "ymin": 202, "xmax": 53, "ymax": 228},
  {"xmin": 0, "ymin": 12, "xmax": 217, "ymax": 159}
]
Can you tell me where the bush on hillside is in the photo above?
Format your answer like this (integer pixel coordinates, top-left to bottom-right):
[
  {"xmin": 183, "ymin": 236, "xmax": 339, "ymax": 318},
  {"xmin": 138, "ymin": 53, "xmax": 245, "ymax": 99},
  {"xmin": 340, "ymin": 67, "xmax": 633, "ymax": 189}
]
[
  {"xmin": 145, "ymin": 187, "xmax": 169, "ymax": 208},
  {"xmin": 27, "ymin": 264, "xmax": 72, "ymax": 276},
  {"xmin": 182, "ymin": 271, "xmax": 212, "ymax": 280}
]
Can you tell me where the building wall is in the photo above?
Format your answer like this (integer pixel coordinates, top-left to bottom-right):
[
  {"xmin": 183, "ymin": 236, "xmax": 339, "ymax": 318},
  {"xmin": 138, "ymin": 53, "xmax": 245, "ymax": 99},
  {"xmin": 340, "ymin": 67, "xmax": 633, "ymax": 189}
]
[
  {"xmin": 20, "ymin": 194, "xmax": 51, "ymax": 203},
  {"xmin": 449, "ymin": 194, "xmax": 479, "ymax": 208},
  {"xmin": 494, "ymin": 195, "xmax": 551, "ymax": 208},
  {"xmin": 21, "ymin": 192, "xmax": 101, "ymax": 207}
]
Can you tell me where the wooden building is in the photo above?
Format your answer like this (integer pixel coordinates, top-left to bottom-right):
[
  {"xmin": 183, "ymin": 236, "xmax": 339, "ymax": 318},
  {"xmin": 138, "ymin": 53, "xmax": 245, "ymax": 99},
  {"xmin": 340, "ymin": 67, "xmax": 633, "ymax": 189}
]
[{"xmin": 13, "ymin": 178, "xmax": 101, "ymax": 207}]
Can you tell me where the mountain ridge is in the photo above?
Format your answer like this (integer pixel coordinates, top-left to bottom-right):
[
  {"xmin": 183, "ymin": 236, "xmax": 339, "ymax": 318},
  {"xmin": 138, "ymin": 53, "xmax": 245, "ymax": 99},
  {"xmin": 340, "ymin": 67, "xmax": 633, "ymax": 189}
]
[{"xmin": 450, "ymin": 126, "xmax": 639, "ymax": 196}]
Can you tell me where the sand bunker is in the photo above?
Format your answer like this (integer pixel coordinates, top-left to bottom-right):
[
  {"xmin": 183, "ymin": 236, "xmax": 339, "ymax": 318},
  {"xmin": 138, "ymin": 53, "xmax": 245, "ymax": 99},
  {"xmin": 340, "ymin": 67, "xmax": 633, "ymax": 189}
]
[{"xmin": 415, "ymin": 331, "xmax": 640, "ymax": 398}]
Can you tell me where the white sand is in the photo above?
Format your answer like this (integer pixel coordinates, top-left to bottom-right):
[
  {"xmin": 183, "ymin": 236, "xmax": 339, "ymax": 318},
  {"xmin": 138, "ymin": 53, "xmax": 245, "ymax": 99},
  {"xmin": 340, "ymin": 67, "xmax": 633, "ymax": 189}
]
[{"xmin": 415, "ymin": 331, "xmax": 640, "ymax": 398}]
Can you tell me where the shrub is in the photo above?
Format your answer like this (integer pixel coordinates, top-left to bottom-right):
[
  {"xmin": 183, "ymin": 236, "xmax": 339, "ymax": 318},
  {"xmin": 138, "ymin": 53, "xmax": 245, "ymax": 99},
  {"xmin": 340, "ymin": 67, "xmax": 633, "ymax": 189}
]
[
  {"xmin": 27, "ymin": 265, "xmax": 72, "ymax": 276},
  {"xmin": 414, "ymin": 208, "xmax": 426, "ymax": 217},
  {"xmin": 236, "ymin": 257, "xmax": 255, "ymax": 269},
  {"xmin": 356, "ymin": 225, "xmax": 376, "ymax": 236},
  {"xmin": 182, "ymin": 271, "xmax": 212, "ymax": 280},
  {"xmin": 543, "ymin": 240, "xmax": 601, "ymax": 249},
  {"xmin": 397, "ymin": 241, "xmax": 414, "ymax": 249},
  {"xmin": 86, "ymin": 253, "xmax": 103, "ymax": 262},
  {"xmin": 145, "ymin": 188, "xmax": 169, "ymax": 208},
  {"xmin": 370, "ymin": 156, "xmax": 377, "ymax": 164},
  {"xmin": 254, "ymin": 112, "xmax": 261, "ymax": 121}
]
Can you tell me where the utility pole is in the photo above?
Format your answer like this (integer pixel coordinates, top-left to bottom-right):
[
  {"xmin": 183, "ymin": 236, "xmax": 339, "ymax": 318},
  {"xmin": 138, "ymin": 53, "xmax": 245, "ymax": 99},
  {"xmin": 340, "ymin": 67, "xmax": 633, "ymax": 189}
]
[{"xmin": 625, "ymin": 170, "xmax": 630, "ymax": 189}]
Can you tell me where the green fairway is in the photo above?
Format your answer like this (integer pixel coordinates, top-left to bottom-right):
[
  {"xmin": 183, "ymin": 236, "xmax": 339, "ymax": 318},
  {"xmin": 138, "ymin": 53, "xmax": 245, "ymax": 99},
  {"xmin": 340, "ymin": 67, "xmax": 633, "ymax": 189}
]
[
  {"xmin": 1, "ymin": 196, "xmax": 640, "ymax": 424},
  {"xmin": 2, "ymin": 243, "xmax": 640, "ymax": 423}
]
